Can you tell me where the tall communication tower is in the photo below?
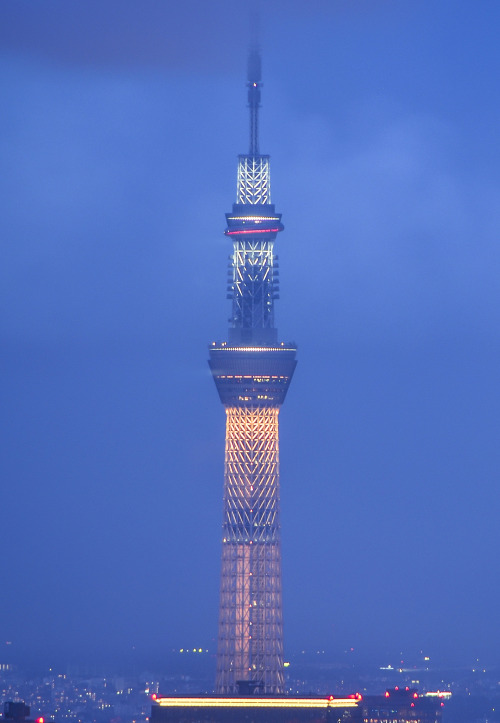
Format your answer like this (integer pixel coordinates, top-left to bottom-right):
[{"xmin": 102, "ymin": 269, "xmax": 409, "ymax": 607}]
[{"xmin": 209, "ymin": 45, "xmax": 297, "ymax": 695}]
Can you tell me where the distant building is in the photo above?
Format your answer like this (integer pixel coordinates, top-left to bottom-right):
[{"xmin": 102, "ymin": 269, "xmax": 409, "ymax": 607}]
[
  {"xmin": 151, "ymin": 695, "xmax": 362, "ymax": 723},
  {"xmin": 362, "ymin": 687, "xmax": 443, "ymax": 723},
  {"xmin": 2, "ymin": 702, "xmax": 43, "ymax": 723}
]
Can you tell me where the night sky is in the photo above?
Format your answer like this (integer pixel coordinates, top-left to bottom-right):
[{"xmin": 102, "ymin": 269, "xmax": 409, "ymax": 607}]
[{"xmin": 2, "ymin": 0, "xmax": 499, "ymax": 670}]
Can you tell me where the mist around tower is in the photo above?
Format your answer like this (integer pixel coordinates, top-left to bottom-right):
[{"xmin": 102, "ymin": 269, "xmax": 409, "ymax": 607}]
[{"xmin": 1, "ymin": 0, "xmax": 499, "ymax": 690}]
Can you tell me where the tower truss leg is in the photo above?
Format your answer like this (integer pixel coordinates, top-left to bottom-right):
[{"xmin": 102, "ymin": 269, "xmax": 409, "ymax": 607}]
[{"xmin": 216, "ymin": 407, "xmax": 284, "ymax": 695}]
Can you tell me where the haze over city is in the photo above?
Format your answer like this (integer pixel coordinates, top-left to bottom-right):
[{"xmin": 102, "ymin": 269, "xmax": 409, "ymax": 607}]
[{"xmin": 1, "ymin": 0, "xmax": 499, "ymax": 673}]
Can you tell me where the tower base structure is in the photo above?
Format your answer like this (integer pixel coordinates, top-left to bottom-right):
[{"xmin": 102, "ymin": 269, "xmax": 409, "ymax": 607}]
[{"xmin": 151, "ymin": 695, "xmax": 363, "ymax": 723}]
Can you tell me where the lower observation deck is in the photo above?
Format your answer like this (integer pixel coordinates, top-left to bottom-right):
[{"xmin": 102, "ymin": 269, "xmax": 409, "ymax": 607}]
[{"xmin": 209, "ymin": 342, "xmax": 297, "ymax": 407}]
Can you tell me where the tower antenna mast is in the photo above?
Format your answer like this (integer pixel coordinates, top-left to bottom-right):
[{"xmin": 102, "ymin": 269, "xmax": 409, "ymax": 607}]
[{"xmin": 247, "ymin": 7, "xmax": 261, "ymax": 156}]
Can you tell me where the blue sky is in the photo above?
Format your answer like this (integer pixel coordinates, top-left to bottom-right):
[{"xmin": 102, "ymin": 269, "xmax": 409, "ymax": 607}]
[{"xmin": 1, "ymin": 0, "xmax": 499, "ymax": 671}]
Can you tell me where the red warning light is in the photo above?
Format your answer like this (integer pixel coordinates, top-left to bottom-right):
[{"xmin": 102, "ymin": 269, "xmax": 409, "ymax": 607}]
[
  {"xmin": 413, "ymin": 693, "xmax": 418, "ymax": 699},
  {"xmin": 151, "ymin": 694, "xmax": 157, "ymax": 701},
  {"xmin": 411, "ymin": 703, "xmax": 415, "ymax": 708},
  {"xmin": 36, "ymin": 718, "xmax": 44, "ymax": 723},
  {"xmin": 441, "ymin": 703, "xmax": 445, "ymax": 707},
  {"xmin": 405, "ymin": 687, "xmax": 409, "ymax": 691},
  {"xmin": 395, "ymin": 686, "xmax": 399, "ymax": 691},
  {"xmin": 355, "ymin": 693, "xmax": 362, "ymax": 701},
  {"xmin": 328, "ymin": 695, "xmax": 334, "ymax": 701},
  {"xmin": 385, "ymin": 692, "xmax": 390, "ymax": 698}
]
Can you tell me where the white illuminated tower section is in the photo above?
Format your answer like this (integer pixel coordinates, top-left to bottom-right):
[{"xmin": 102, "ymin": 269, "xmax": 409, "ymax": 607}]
[{"xmin": 209, "ymin": 47, "xmax": 297, "ymax": 695}]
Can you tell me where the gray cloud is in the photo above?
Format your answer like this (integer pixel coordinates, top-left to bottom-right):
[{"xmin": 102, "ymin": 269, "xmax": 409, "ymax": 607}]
[{"xmin": 0, "ymin": 0, "xmax": 402, "ymax": 70}]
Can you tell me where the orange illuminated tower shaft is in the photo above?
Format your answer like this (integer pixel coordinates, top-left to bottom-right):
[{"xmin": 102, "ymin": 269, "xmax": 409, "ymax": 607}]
[{"xmin": 209, "ymin": 47, "xmax": 296, "ymax": 694}]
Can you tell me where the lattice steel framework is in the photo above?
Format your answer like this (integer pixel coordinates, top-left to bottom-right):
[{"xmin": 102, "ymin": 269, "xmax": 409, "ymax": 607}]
[
  {"xmin": 237, "ymin": 156, "xmax": 271, "ymax": 205},
  {"xmin": 218, "ymin": 407, "xmax": 283, "ymax": 693},
  {"xmin": 229, "ymin": 239, "xmax": 277, "ymax": 336},
  {"xmin": 210, "ymin": 45, "xmax": 296, "ymax": 696}
]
